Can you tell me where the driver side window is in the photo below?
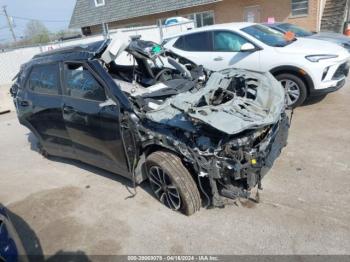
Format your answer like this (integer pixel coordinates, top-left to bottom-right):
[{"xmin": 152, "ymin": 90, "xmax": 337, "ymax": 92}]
[
  {"xmin": 64, "ymin": 63, "xmax": 106, "ymax": 101},
  {"xmin": 213, "ymin": 31, "xmax": 249, "ymax": 52}
]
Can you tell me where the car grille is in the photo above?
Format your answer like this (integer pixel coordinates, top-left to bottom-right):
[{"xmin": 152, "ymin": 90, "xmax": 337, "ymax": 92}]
[{"xmin": 333, "ymin": 62, "xmax": 349, "ymax": 80}]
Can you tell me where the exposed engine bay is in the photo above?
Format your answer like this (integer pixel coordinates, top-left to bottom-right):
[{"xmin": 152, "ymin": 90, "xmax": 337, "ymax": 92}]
[{"xmin": 100, "ymin": 34, "xmax": 289, "ymax": 206}]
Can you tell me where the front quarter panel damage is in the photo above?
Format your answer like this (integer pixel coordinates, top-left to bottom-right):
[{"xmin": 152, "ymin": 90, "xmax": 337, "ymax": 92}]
[
  {"xmin": 145, "ymin": 69, "xmax": 285, "ymax": 135},
  {"xmin": 101, "ymin": 37, "xmax": 290, "ymax": 207}
]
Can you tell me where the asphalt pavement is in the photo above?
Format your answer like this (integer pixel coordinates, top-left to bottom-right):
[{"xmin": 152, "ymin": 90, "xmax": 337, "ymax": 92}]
[{"xmin": 0, "ymin": 84, "xmax": 349, "ymax": 256}]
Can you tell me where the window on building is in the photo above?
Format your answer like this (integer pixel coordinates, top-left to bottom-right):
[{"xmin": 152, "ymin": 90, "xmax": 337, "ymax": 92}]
[
  {"xmin": 291, "ymin": 0, "xmax": 308, "ymax": 16},
  {"xmin": 187, "ymin": 11, "xmax": 214, "ymax": 27},
  {"xmin": 213, "ymin": 31, "xmax": 249, "ymax": 52},
  {"xmin": 185, "ymin": 14, "xmax": 195, "ymax": 22},
  {"xmin": 82, "ymin": 26, "xmax": 92, "ymax": 36},
  {"xmin": 124, "ymin": 23, "xmax": 143, "ymax": 28},
  {"xmin": 64, "ymin": 63, "xmax": 106, "ymax": 101},
  {"xmin": 28, "ymin": 64, "xmax": 60, "ymax": 95},
  {"xmin": 94, "ymin": 0, "xmax": 105, "ymax": 7},
  {"xmin": 160, "ymin": 11, "xmax": 214, "ymax": 27},
  {"xmin": 174, "ymin": 32, "xmax": 212, "ymax": 52}
]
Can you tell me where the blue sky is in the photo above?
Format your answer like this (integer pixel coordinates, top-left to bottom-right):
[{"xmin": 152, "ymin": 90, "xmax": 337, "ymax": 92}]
[{"xmin": 0, "ymin": 0, "xmax": 76, "ymax": 42}]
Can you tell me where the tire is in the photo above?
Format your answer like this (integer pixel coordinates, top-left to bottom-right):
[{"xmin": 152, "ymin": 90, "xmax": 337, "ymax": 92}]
[
  {"xmin": 275, "ymin": 73, "xmax": 308, "ymax": 108},
  {"xmin": 146, "ymin": 151, "xmax": 201, "ymax": 216}
]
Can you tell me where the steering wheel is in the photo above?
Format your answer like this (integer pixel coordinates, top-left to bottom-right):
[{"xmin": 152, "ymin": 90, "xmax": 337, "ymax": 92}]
[{"xmin": 154, "ymin": 68, "xmax": 173, "ymax": 82}]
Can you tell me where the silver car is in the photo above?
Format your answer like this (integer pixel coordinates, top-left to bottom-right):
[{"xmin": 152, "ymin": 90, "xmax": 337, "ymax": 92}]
[{"xmin": 265, "ymin": 22, "xmax": 350, "ymax": 52}]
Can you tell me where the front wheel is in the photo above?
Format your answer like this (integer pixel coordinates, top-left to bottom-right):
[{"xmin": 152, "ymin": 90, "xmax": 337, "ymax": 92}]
[
  {"xmin": 146, "ymin": 151, "xmax": 201, "ymax": 216},
  {"xmin": 275, "ymin": 73, "xmax": 308, "ymax": 108}
]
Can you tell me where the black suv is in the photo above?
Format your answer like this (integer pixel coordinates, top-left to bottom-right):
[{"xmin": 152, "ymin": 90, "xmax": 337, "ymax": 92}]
[{"xmin": 11, "ymin": 35, "xmax": 289, "ymax": 215}]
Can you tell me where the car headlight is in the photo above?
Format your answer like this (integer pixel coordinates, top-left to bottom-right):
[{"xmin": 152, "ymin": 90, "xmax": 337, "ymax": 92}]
[{"xmin": 305, "ymin": 55, "xmax": 338, "ymax": 62}]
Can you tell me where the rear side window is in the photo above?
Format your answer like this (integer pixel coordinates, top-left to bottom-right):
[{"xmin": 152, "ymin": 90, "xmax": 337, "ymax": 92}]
[
  {"xmin": 28, "ymin": 64, "xmax": 59, "ymax": 95},
  {"xmin": 64, "ymin": 63, "xmax": 106, "ymax": 101},
  {"xmin": 174, "ymin": 32, "xmax": 212, "ymax": 51}
]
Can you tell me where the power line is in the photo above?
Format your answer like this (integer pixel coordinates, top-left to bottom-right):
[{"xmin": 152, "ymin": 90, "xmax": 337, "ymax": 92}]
[{"xmin": 0, "ymin": 13, "xmax": 69, "ymax": 23}]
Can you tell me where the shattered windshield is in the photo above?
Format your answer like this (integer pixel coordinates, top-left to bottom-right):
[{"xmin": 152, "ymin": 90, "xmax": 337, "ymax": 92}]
[{"xmin": 242, "ymin": 24, "xmax": 295, "ymax": 47}]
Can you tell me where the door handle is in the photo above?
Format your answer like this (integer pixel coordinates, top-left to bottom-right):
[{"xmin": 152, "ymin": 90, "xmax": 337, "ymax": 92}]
[
  {"xmin": 214, "ymin": 56, "xmax": 224, "ymax": 61},
  {"xmin": 63, "ymin": 105, "xmax": 75, "ymax": 113}
]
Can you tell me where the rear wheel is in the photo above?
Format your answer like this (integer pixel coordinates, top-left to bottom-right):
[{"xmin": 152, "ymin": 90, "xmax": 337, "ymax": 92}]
[
  {"xmin": 275, "ymin": 73, "xmax": 307, "ymax": 108},
  {"xmin": 146, "ymin": 151, "xmax": 201, "ymax": 216}
]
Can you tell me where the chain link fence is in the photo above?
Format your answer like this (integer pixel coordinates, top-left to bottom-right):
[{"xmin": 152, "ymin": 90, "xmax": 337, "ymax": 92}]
[{"xmin": 0, "ymin": 21, "xmax": 194, "ymax": 86}]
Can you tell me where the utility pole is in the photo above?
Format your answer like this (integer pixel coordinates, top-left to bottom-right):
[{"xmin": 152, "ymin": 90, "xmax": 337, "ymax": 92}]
[
  {"xmin": 2, "ymin": 6, "xmax": 16, "ymax": 42},
  {"xmin": 102, "ymin": 23, "xmax": 109, "ymax": 39}
]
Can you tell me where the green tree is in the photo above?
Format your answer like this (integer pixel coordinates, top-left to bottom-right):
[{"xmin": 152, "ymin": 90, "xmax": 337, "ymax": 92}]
[{"xmin": 25, "ymin": 20, "xmax": 50, "ymax": 44}]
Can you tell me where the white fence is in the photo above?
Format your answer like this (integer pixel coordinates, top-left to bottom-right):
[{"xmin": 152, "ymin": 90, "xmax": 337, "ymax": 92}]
[{"xmin": 0, "ymin": 21, "xmax": 194, "ymax": 86}]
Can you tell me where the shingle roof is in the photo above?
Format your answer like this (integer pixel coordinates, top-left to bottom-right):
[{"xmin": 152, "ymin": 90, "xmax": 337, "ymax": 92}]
[{"xmin": 69, "ymin": 0, "xmax": 221, "ymax": 28}]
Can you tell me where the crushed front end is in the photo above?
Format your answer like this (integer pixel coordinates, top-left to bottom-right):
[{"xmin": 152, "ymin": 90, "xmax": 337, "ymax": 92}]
[
  {"xmin": 132, "ymin": 67, "xmax": 289, "ymax": 206},
  {"xmin": 186, "ymin": 113, "xmax": 289, "ymax": 206},
  {"xmin": 136, "ymin": 110, "xmax": 289, "ymax": 207},
  {"xmin": 101, "ymin": 36, "xmax": 290, "ymax": 207}
]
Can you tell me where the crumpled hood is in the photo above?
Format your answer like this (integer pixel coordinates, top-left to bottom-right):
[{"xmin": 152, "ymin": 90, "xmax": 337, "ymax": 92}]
[{"xmin": 145, "ymin": 69, "xmax": 285, "ymax": 135}]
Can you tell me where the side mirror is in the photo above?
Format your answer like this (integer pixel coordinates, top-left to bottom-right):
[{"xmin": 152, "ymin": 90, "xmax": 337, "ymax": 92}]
[{"xmin": 240, "ymin": 43, "xmax": 256, "ymax": 52}]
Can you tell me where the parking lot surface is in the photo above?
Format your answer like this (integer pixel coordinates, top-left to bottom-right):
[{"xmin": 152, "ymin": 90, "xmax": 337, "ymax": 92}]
[{"xmin": 0, "ymin": 84, "xmax": 349, "ymax": 256}]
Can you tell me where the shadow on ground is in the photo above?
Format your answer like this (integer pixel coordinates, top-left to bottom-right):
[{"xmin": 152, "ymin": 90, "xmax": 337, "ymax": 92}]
[
  {"xmin": 25, "ymin": 132, "xmax": 259, "ymax": 209},
  {"xmin": 302, "ymin": 94, "xmax": 327, "ymax": 107},
  {"xmin": 5, "ymin": 206, "xmax": 91, "ymax": 262},
  {"xmin": 26, "ymin": 132, "xmax": 154, "ymax": 200}
]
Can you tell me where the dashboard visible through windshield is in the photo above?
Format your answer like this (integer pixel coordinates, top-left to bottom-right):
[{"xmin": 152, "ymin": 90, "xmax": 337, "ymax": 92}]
[
  {"xmin": 241, "ymin": 24, "xmax": 296, "ymax": 47},
  {"xmin": 277, "ymin": 23, "xmax": 313, "ymax": 37}
]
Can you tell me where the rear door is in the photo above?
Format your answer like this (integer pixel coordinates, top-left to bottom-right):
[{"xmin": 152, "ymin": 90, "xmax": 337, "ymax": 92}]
[
  {"xmin": 16, "ymin": 63, "xmax": 73, "ymax": 157},
  {"xmin": 171, "ymin": 31, "xmax": 213, "ymax": 68},
  {"xmin": 61, "ymin": 61, "xmax": 130, "ymax": 177}
]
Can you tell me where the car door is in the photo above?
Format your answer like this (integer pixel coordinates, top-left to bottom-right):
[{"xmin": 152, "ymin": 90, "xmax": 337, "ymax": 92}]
[
  {"xmin": 16, "ymin": 63, "xmax": 74, "ymax": 157},
  {"xmin": 210, "ymin": 30, "xmax": 261, "ymax": 71},
  {"xmin": 171, "ymin": 30, "xmax": 261, "ymax": 71},
  {"xmin": 61, "ymin": 61, "xmax": 130, "ymax": 177}
]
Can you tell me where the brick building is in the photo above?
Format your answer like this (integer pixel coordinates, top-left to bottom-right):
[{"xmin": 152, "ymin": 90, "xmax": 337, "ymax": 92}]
[{"xmin": 69, "ymin": 0, "xmax": 349, "ymax": 36}]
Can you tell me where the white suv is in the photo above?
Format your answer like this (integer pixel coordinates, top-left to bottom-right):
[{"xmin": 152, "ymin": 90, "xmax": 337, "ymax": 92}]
[{"xmin": 163, "ymin": 23, "xmax": 350, "ymax": 107}]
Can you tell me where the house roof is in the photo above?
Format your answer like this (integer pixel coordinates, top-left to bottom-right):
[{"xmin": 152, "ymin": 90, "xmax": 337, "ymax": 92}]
[{"xmin": 69, "ymin": 0, "xmax": 221, "ymax": 28}]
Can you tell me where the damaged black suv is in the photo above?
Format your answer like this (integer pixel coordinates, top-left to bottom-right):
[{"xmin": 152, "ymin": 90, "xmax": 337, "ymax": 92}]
[{"xmin": 11, "ymin": 33, "xmax": 289, "ymax": 215}]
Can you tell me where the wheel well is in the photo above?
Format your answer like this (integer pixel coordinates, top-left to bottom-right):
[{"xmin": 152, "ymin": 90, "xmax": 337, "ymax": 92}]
[
  {"xmin": 142, "ymin": 144, "xmax": 199, "ymax": 179},
  {"xmin": 270, "ymin": 66, "xmax": 314, "ymax": 95},
  {"xmin": 143, "ymin": 144, "xmax": 177, "ymax": 158}
]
